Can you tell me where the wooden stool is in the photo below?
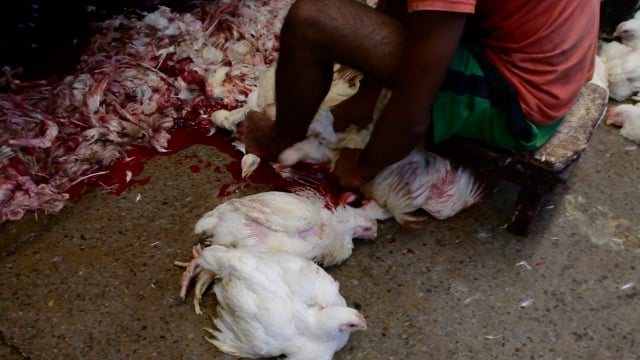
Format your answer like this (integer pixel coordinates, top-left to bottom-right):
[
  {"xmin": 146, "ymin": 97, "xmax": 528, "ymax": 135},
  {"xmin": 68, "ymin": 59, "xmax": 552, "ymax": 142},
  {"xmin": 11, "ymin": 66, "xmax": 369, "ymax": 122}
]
[{"xmin": 430, "ymin": 83, "xmax": 609, "ymax": 236}]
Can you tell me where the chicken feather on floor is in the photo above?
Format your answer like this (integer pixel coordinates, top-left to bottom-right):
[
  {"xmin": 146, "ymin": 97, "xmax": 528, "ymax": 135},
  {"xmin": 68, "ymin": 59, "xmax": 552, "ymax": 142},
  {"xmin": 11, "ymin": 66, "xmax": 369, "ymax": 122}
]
[
  {"xmin": 1, "ymin": 0, "xmax": 297, "ymax": 223},
  {"xmin": 175, "ymin": 245, "xmax": 366, "ymax": 360},
  {"xmin": 177, "ymin": 188, "xmax": 384, "ymax": 314}
]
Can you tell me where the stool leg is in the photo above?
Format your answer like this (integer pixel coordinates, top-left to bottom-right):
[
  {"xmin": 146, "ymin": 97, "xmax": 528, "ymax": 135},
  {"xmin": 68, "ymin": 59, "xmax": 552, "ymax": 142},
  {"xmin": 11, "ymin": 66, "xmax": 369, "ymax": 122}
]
[{"xmin": 506, "ymin": 183, "xmax": 553, "ymax": 237}]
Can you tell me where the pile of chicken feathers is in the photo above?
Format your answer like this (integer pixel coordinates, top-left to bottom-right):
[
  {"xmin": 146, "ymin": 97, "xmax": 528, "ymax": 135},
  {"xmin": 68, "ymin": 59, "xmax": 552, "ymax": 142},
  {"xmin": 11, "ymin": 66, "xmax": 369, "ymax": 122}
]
[
  {"xmin": 599, "ymin": 10, "xmax": 640, "ymax": 144},
  {"xmin": 0, "ymin": 0, "xmax": 291, "ymax": 223}
]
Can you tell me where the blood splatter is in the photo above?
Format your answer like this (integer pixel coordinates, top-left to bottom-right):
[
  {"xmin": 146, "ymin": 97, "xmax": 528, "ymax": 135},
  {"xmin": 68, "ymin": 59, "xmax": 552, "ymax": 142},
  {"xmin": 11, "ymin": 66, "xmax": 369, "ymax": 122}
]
[
  {"xmin": 67, "ymin": 126, "xmax": 241, "ymax": 198},
  {"xmin": 67, "ymin": 125, "xmax": 343, "ymax": 204}
]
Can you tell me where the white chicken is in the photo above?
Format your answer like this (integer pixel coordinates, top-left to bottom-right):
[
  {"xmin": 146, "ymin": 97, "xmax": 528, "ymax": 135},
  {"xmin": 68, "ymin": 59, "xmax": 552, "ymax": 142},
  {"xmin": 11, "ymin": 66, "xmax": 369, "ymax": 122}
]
[
  {"xmin": 212, "ymin": 62, "xmax": 481, "ymax": 226},
  {"xmin": 598, "ymin": 40, "xmax": 634, "ymax": 74},
  {"xmin": 230, "ymin": 140, "xmax": 262, "ymax": 178},
  {"xmin": 274, "ymin": 113, "xmax": 483, "ymax": 227},
  {"xmin": 194, "ymin": 190, "xmax": 379, "ymax": 265},
  {"xmin": 364, "ymin": 147, "xmax": 484, "ymax": 226},
  {"xmin": 614, "ymin": 11, "xmax": 640, "ymax": 51},
  {"xmin": 599, "ymin": 40, "xmax": 634, "ymax": 65},
  {"xmin": 184, "ymin": 189, "xmax": 381, "ymax": 314},
  {"xmin": 606, "ymin": 103, "xmax": 640, "ymax": 143},
  {"xmin": 239, "ymin": 153, "xmax": 261, "ymax": 178},
  {"xmin": 598, "ymin": 40, "xmax": 640, "ymax": 102},
  {"xmin": 175, "ymin": 244, "xmax": 367, "ymax": 360}
]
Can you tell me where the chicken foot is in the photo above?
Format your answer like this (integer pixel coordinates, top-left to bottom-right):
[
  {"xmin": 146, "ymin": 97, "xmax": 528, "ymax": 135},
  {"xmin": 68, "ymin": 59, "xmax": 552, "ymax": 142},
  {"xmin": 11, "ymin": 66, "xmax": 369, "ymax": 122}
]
[
  {"xmin": 174, "ymin": 244, "xmax": 219, "ymax": 315},
  {"xmin": 192, "ymin": 270, "xmax": 216, "ymax": 315},
  {"xmin": 174, "ymin": 244, "xmax": 206, "ymax": 300}
]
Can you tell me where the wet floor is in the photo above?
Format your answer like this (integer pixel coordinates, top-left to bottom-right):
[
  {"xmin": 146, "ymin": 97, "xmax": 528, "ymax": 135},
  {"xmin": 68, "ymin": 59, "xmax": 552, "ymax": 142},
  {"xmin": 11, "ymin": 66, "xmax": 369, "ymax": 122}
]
[{"xmin": 1, "ymin": 115, "xmax": 639, "ymax": 359}]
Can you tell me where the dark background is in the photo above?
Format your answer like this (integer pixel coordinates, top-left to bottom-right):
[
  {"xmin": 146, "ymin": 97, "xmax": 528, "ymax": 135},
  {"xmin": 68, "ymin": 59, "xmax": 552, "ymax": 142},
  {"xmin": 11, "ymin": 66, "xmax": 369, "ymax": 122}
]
[{"xmin": 0, "ymin": 0, "xmax": 195, "ymax": 82}]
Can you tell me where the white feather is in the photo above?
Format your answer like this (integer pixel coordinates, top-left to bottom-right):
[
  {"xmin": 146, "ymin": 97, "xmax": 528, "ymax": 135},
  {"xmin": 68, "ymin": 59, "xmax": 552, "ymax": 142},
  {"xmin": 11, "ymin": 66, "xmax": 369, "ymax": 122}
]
[
  {"xmin": 599, "ymin": 41, "xmax": 640, "ymax": 101},
  {"xmin": 216, "ymin": 64, "xmax": 366, "ymax": 177}
]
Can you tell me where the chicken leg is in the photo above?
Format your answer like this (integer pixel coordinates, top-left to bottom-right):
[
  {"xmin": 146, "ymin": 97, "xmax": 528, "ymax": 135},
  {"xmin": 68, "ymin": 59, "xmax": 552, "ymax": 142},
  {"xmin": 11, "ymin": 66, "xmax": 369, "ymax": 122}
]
[
  {"xmin": 174, "ymin": 244, "xmax": 219, "ymax": 315},
  {"xmin": 174, "ymin": 244, "xmax": 205, "ymax": 300}
]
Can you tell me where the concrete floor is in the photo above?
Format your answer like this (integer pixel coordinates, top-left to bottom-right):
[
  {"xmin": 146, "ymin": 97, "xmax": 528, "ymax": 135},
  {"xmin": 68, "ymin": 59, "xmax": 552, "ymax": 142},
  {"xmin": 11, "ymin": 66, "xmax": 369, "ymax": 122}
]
[{"xmin": 1, "ymin": 118, "xmax": 639, "ymax": 359}]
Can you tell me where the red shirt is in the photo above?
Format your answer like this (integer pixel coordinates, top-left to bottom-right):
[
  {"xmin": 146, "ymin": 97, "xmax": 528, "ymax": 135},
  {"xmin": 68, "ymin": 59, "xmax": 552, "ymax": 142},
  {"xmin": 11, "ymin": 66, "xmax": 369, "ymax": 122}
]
[{"xmin": 408, "ymin": 0, "xmax": 600, "ymax": 125}]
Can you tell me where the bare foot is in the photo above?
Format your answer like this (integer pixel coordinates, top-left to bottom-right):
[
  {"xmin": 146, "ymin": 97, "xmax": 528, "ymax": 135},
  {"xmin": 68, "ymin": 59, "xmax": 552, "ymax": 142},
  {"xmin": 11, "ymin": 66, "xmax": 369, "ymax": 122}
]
[{"xmin": 236, "ymin": 111, "xmax": 287, "ymax": 162}]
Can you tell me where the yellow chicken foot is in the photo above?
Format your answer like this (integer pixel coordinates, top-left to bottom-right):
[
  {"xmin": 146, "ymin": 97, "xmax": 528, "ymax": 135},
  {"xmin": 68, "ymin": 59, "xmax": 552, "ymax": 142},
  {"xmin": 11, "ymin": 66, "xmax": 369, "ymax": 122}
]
[
  {"xmin": 193, "ymin": 270, "xmax": 217, "ymax": 315},
  {"xmin": 173, "ymin": 244, "xmax": 205, "ymax": 300}
]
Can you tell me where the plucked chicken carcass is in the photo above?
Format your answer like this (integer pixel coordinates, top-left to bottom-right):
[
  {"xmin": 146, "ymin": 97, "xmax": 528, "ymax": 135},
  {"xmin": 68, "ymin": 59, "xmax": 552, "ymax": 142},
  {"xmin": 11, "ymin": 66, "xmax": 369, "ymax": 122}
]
[
  {"xmin": 364, "ymin": 147, "xmax": 483, "ymax": 226},
  {"xmin": 183, "ymin": 189, "xmax": 382, "ymax": 314},
  {"xmin": 606, "ymin": 103, "xmax": 640, "ymax": 143},
  {"xmin": 175, "ymin": 244, "xmax": 367, "ymax": 360}
]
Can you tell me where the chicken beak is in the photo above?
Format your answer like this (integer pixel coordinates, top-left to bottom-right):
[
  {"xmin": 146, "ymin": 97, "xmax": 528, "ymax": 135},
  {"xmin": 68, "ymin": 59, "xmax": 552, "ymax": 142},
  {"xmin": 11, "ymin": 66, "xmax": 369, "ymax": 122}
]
[{"xmin": 358, "ymin": 313, "xmax": 368, "ymax": 330}]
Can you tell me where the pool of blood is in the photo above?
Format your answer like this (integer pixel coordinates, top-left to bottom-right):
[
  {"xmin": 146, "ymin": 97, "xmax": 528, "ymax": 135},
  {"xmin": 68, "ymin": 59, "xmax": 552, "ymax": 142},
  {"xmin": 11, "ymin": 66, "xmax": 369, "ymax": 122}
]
[
  {"xmin": 66, "ymin": 126, "xmax": 347, "ymax": 204},
  {"xmin": 65, "ymin": 126, "xmax": 266, "ymax": 199}
]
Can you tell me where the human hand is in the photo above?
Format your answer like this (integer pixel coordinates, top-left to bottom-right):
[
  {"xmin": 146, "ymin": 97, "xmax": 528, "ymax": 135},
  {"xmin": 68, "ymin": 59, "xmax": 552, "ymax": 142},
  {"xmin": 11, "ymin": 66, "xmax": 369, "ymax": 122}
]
[{"xmin": 236, "ymin": 111, "xmax": 289, "ymax": 163}]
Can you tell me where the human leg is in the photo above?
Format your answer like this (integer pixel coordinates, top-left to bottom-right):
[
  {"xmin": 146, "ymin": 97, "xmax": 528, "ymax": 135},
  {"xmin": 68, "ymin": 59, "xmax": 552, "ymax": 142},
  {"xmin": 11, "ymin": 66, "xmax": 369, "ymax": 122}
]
[
  {"xmin": 332, "ymin": 78, "xmax": 382, "ymax": 132},
  {"xmin": 331, "ymin": 0, "xmax": 408, "ymax": 132},
  {"xmin": 273, "ymin": 0, "xmax": 408, "ymax": 144}
]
